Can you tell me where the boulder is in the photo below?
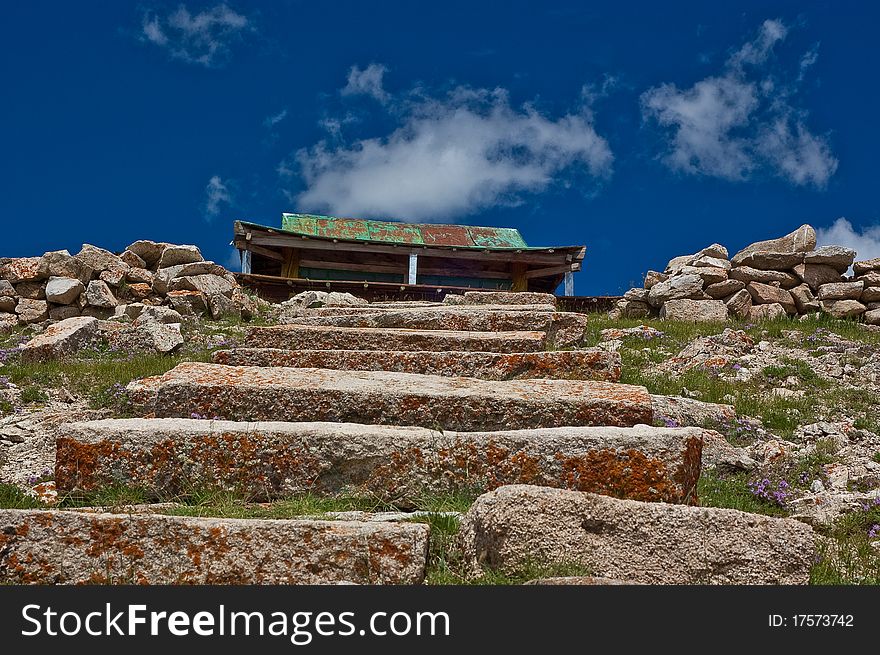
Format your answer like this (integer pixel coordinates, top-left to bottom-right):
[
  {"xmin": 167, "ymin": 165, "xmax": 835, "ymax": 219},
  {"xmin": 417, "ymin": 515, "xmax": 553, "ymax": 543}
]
[
  {"xmin": 171, "ymin": 260, "xmax": 229, "ymax": 277},
  {"xmin": 643, "ymin": 271, "xmax": 667, "ymax": 289},
  {"xmin": 209, "ymin": 292, "xmax": 241, "ymax": 320},
  {"xmin": 651, "ymin": 396, "xmax": 735, "ymax": 427},
  {"xmin": 617, "ymin": 299, "xmax": 652, "ymax": 319},
  {"xmin": 646, "ymin": 274, "xmax": 704, "ymax": 307},
  {"xmin": 659, "ymin": 299, "xmax": 727, "ymax": 322},
  {"xmin": 792, "ymin": 263, "xmax": 843, "ymax": 290},
  {"xmin": 0, "ymin": 297, "xmax": 16, "ymax": 313},
  {"xmin": 852, "ymin": 257, "xmax": 880, "ymax": 276},
  {"xmin": 134, "ymin": 306, "xmax": 184, "ymax": 325},
  {"xmin": 125, "ymin": 283, "xmax": 153, "ymax": 300},
  {"xmin": 48, "ymin": 306, "xmax": 81, "ymax": 321},
  {"xmin": 747, "ymin": 282, "xmax": 796, "ymax": 314},
  {"xmin": 0, "ymin": 313, "xmax": 18, "ymax": 333},
  {"xmin": 14, "ymin": 298, "xmax": 49, "ymax": 323},
  {"xmin": 680, "ymin": 265, "xmax": 727, "ymax": 286},
  {"xmin": 728, "ymin": 266, "xmax": 799, "ymax": 288},
  {"xmin": 623, "ymin": 288, "xmax": 649, "ymax": 302},
  {"xmin": 169, "ymin": 274, "xmax": 234, "ymax": 298},
  {"xmin": 14, "ymin": 282, "xmax": 46, "ymax": 300},
  {"xmin": 724, "ymin": 289, "xmax": 752, "ymax": 319},
  {"xmin": 157, "ymin": 244, "xmax": 203, "ymax": 268},
  {"xmin": 856, "ymin": 271, "xmax": 880, "ymax": 287},
  {"xmin": 861, "ymin": 287, "xmax": 880, "ymax": 303},
  {"xmin": 819, "ymin": 299, "xmax": 866, "ymax": 319},
  {"xmin": 125, "ymin": 267, "xmax": 154, "ymax": 284},
  {"xmin": 705, "ymin": 279, "xmax": 744, "ymax": 299},
  {"xmin": 0, "ymin": 280, "xmax": 15, "ymax": 296},
  {"xmin": 803, "ymin": 245, "xmax": 856, "ymax": 273},
  {"xmin": 664, "ymin": 254, "xmax": 695, "ymax": 275},
  {"xmin": 734, "ymin": 251, "xmax": 805, "ymax": 271},
  {"xmin": 139, "ymin": 321, "xmax": 184, "ymax": 353},
  {"xmin": 695, "ymin": 243, "xmax": 729, "ymax": 259},
  {"xmin": 864, "ymin": 308, "xmax": 880, "ymax": 325},
  {"xmin": 81, "ymin": 306, "xmax": 114, "ymax": 320},
  {"xmin": 790, "ymin": 284, "xmax": 820, "ymax": 314},
  {"xmin": 458, "ymin": 485, "xmax": 816, "ymax": 584},
  {"xmin": 230, "ymin": 287, "xmax": 259, "ymax": 320},
  {"xmin": 75, "ymin": 244, "xmax": 128, "ymax": 276},
  {"xmin": 151, "ymin": 265, "xmax": 185, "ymax": 294},
  {"xmin": 167, "ymin": 290, "xmax": 209, "ymax": 316},
  {"xmin": 125, "ymin": 240, "xmax": 168, "ymax": 268},
  {"xmin": 19, "ymin": 316, "xmax": 99, "ymax": 360},
  {"xmin": 38, "ymin": 250, "xmax": 92, "ymax": 283},
  {"xmin": 45, "ymin": 277, "xmax": 84, "ymax": 305},
  {"xmin": 99, "ymin": 268, "xmax": 126, "ymax": 287},
  {"xmin": 817, "ymin": 280, "xmax": 864, "ymax": 301},
  {"xmin": 0, "ymin": 257, "xmax": 45, "ymax": 284},
  {"xmin": 691, "ymin": 255, "xmax": 731, "ymax": 270},
  {"xmin": 84, "ymin": 280, "xmax": 117, "ymax": 308},
  {"xmin": 731, "ymin": 224, "xmax": 816, "ymax": 265},
  {"xmin": 120, "ymin": 250, "xmax": 146, "ymax": 269},
  {"xmin": 749, "ymin": 303, "xmax": 787, "ymax": 321}
]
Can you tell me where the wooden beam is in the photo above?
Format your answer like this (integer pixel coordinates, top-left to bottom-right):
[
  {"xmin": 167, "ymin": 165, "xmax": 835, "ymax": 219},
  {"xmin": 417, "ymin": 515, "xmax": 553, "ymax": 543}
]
[
  {"xmin": 511, "ymin": 262, "xmax": 528, "ymax": 292},
  {"xmin": 243, "ymin": 243, "xmax": 285, "ymax": 262},
  {"xmin": 524, "ymin": 263, "xmax": 580, "ymax": 279},
  {"xmin": 281, "ymin": 249, "xmax": 300, "ymax": 278},
  {"xmin": 299, "ymin": 258, "xmax": 405, "ymax": 275}
]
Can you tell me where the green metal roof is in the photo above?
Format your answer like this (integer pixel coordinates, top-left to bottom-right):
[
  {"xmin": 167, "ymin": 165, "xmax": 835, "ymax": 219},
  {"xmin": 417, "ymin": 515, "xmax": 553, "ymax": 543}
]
[{"xmin": 280, "ymin": 212, "xmax": 530, "ymax": 249}]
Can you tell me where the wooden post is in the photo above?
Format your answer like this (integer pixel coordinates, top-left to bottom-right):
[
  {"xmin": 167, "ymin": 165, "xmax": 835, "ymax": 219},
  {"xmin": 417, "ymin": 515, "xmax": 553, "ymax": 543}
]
[
  {"xmin": 564, "ymin": 271, "xmax": 574, "ymax": 296},
  {"xmin": 240, "ymin": 249, "xmax": 252, "ymax": 274},
  {"xmin": 408, "ymin": 252, "xmax": 418, "ymax": 285},
  {"xmin": 511, "ymin": 263, "xmax": 528, "ymax": 292},
  {"xmin": 281, "ymin": 249, "xmax": 300, "ymax": 279}
]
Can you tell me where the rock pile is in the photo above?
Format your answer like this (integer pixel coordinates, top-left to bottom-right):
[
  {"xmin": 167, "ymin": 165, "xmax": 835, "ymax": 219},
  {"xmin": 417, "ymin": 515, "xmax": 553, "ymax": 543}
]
[
  {"xmin": 0, "ymin": 241, "xmax": 258, "ymax": 333},
  {"xmin": 613, "ymin": 224, "xmax": 880, "ymax": 324}
]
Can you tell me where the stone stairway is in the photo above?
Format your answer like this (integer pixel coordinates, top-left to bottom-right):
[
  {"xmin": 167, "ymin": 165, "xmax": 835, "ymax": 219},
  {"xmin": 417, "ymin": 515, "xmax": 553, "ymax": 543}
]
[{"xmin": 4, "ymin": 291, "xmax": 817, "ymax": 584}]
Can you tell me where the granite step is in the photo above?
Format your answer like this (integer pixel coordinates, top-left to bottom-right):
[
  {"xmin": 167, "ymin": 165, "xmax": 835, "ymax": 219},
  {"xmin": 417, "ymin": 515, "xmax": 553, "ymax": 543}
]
[
  {"xmin": 0, "ymin": 509, "xmax": 427, "ymax": 584},
  {"xmin": 278, "ymin": 308, "xmax": 587, "ymax": 348},
  {"xmin": 211, "ymin": 348, "xmax": 621, "ymax": 382},
  {"xmin": 245, "ymin": 325, "xmax": 548, "ymax": 353},
  {"xmin": 127, "ymin": 362, "xmax": 653, "ymax": 430},
  {"xmin": 56, "ymin": 419, "xmax": 700, "ymax": 504}
]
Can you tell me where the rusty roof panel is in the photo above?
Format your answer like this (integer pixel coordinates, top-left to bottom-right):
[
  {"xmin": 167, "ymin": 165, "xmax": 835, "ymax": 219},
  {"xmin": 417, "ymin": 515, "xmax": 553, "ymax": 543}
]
[
  {"xmin": 467, "ymin": 226, "xmax": 527, "ymax": 249},
  {"xmin": 421, "ymin": 225, "xmax": 472, "ymax": 246},
  {"xmin": 281, "ymin": 213, "xmax": 528, "ymax": 249}
]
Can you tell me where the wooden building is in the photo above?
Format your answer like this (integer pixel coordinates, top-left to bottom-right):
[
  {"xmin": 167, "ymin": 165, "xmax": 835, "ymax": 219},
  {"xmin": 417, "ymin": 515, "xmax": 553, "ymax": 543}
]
[{"xmin": 233, "ymin": 213, "xmax": 585, "ymax": 301}]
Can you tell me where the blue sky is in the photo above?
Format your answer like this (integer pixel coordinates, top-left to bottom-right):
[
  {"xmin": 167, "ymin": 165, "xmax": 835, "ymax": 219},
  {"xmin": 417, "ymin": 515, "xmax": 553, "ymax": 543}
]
[{"xmin": 3, "ymin": 0, "xmax": 880, "ymax": 294}]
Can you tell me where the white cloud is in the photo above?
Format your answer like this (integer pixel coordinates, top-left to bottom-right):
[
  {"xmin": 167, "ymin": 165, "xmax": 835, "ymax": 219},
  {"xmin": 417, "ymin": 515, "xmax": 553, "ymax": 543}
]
[
  {"xmin": 290, "ymin": 85, "xmax": 613, "ymax": 221},
  {"xmin": 204, "ymin": 175, "xmax": 232, "ymax": 218},
  {"xmin": 817, "ymin": 218, "xmax": 880, "ymax": 262},
  {"xmin": 264, "ymin": 108, "xmax": 288, "ymax": 128},
  {"xmin": 641, "ymin": 18, "xmax": 837, "ymax": 188},
  {"xmin": 140, "ymin": 4, "xmax": 250, "ymax": 67},
  {"xmin": 341, "ymin": 64, "xmax": 390, "ymax": 104}
]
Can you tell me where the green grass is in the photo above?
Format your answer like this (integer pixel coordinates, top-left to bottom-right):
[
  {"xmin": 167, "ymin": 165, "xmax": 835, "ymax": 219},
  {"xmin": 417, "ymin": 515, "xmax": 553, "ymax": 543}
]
[
  {"xmin": 580, "ymin": 314, "xmax": 880, "ymax": 437},
  {"xmin": 697, "ymin": 472, "xmax": 788, "ymax": 517},
  {"xmin": 0, "ymin": 483, "xmax": 43, "ymax": 509},
  {"xmin": 58, "ymin": 483, "xmax": 150, "ymax": 508},
  {"xmin": 1, "ymin": 349, "xmax": 212, "ymax": 412},
  {"xmin": 811, "ymin": 504, "xmax": 880, "ymax": 585},
  {"xmin": 20, "ymin": 385, "xmax": 49, "ymax": 404}
]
